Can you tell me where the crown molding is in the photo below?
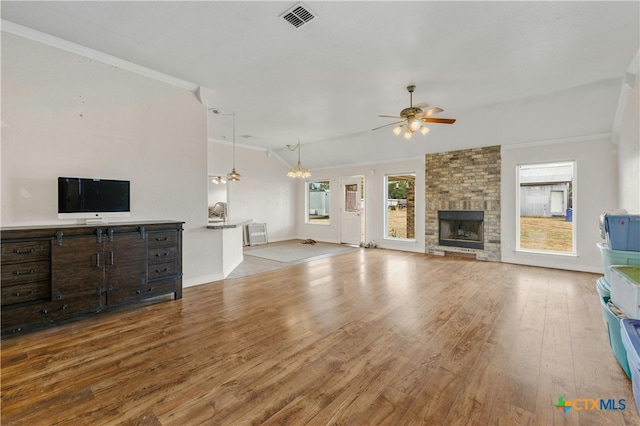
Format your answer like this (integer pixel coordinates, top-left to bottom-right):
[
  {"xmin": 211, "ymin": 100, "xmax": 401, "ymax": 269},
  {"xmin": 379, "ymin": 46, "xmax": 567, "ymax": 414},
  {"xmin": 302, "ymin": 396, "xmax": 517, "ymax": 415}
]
[{"xmin": 1, "ymin": 19, "xmax": 199, "ymax": 92}]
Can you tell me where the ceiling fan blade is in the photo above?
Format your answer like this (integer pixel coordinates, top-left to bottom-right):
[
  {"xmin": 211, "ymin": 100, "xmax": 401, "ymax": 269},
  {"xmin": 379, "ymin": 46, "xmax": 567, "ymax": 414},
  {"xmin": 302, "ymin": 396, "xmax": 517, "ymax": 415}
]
[
  {"xmin": 415, "ymin": 107, "xmax": 444, "ymax": 118},
  {"xmin": 372, "ymin": 120, "xmax": 404, "ymax": 131},
  {"xmin": 422, "ymin": 117, "xmax": 456, "ymax": 124},
  {"xmin": 378, "ymin": 115, "xmax": 402, "ymax": 119},
  {"xmin": 414, "ymin": 101, "xmax": 429, "ymax": 109}
]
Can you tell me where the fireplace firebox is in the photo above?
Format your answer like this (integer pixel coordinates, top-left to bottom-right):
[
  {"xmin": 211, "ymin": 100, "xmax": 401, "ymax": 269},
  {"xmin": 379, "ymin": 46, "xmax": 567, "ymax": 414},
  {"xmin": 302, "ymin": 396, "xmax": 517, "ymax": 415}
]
[{"xmin": 438, "ymin": 211, "xmax": 484, "ymax": 250}]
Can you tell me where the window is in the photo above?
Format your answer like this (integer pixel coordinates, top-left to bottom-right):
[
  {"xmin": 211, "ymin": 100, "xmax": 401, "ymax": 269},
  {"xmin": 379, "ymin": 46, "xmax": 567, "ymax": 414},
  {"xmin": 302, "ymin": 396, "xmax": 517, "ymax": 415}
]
[
  {"xmin": 307, "ymin": 180, "xmax": 330, "ymax": 224},
  {"xmin": 385, "ymin": 173, "xmax": 416, "ymax": 240},
  {"xmin": 517, "ymin": 161, "xmax": 575, "ymax": 254}
]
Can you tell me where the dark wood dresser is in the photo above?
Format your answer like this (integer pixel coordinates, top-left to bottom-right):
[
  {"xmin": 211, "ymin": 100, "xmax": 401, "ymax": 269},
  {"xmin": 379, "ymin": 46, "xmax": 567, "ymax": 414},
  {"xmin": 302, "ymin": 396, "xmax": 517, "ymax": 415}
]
[{"xmin": 1, "ymin": 221, "xmax": 183, "ymax": 338}]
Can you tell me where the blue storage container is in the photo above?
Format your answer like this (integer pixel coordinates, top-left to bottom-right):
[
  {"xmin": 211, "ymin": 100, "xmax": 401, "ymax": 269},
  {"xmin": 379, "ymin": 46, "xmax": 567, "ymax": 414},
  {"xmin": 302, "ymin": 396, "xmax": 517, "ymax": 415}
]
[
  {"xmin": 620, "ymin": 319, "xmax": 640, "ymax": 414},
  {"xmin": 605, "ymin": 215, "xmax": 640, "ymax": 252},
  {"xmin": 565, "ymin": 208, "xmax": 573, "ymax": 222},
  {"xmin": 598, "ymin": 243, "xmax": 640, "ymax": 284},
  {"xmin": 600, "ymin": 295, "xmax": 631, "ymax": 378}
]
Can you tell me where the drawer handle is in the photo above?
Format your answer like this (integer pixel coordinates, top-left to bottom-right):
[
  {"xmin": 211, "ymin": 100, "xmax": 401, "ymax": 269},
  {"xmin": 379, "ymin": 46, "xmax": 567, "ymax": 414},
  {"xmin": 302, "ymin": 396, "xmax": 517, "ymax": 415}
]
[
  {"xmin": 155, "ymin": 237, "xmax": 169, "ymax": 242},
  {"xmin": 136, "ymin": 287, "xmax": 154, "ymax": 294},
  {"xmin": 42, "ymin": 308, "xmax": 48, "ymax": 314},
  {"xmin": 14, "ymin": 291, "xmax": 20, "ymax": 297},
  {"xmin": 14, "ymin": 248, "xmax": 36, "ymax": 254},
  {"xmin": 155, "ymin": 267, "xmax": 170, "ymax": 273},
  {"xmin": 13, "ymin": 269, "xmax": 37, "ymax": 276},
  {"xmin": 62, "ymin": 304, "xmax": 69, "ymax": 310},
  {"xmin": 155, "ymin": 252, "xmax": 170, "ymax": 257}
]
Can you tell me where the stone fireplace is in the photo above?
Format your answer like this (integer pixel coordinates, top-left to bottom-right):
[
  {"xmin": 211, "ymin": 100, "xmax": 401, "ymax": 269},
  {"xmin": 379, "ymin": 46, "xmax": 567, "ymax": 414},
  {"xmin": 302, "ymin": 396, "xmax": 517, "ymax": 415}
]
[{"xmin": 425, "ymin": 146, "xmax": 501, "ymax": 261}]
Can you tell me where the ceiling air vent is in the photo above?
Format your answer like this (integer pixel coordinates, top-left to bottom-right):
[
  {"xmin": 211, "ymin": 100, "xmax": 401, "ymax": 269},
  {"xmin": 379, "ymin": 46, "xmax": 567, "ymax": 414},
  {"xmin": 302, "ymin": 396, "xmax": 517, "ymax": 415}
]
[{"xmin": 280, "ymin": 3, "xmax": 316, "ymax": 29}]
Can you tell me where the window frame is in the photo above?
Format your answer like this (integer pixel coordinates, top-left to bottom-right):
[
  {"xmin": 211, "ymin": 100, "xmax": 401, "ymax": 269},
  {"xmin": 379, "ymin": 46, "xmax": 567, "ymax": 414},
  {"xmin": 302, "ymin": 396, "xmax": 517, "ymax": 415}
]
[
  {"xmin": 383, "ymin": 172, "xmax": 416, "ymax": 242},
  {"xmin": 306, "ymin": 179, "xmax": 331, "ymax": 225},
  {"xmin": 515, "ymin": 160, "xmax": 577, "ymax": 256}
]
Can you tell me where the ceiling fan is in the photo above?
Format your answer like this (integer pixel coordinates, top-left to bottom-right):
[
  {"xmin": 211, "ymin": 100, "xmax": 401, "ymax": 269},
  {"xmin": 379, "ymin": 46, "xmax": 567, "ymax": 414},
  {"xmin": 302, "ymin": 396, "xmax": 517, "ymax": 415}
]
[{"xmin": 373, "ymin": 85, "xmax": 456, "ymax": 139}]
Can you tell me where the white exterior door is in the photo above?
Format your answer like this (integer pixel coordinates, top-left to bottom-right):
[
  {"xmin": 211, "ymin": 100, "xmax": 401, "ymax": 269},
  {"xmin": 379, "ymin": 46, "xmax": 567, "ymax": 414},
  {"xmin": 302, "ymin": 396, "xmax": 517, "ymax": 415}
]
[
  {"xmin": 550, "ymin": 190, "xmax": 564, "ymax": 215},
  {"xmin": 340, "ymin": 176, "xmax": 363, "ymax": 245}
]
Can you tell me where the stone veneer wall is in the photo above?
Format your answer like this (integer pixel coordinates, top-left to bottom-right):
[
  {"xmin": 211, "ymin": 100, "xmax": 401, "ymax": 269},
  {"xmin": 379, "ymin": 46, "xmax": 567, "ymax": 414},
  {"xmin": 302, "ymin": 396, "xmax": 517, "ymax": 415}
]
[
  {"xmin": 425, "ymin": 145, "xmax": 501, "ymax": 261},
  {"xmin": 407, "ymin": 180, "xmax": 415, "ymax": 239}
]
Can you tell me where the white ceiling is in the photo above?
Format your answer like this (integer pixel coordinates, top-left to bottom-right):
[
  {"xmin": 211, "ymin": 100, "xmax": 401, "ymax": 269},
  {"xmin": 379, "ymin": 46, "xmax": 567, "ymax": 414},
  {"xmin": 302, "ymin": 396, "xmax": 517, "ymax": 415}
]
[{"xmin": 2, "ymin": 1, "xmax": 639, "ymax": 169}]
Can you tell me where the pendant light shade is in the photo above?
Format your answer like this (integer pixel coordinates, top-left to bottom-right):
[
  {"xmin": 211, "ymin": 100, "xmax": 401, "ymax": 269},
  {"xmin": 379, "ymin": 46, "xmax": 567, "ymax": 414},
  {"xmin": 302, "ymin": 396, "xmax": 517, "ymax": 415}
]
[
  {"xmin": 286, "ymin": 140, "xmax": 311, "ymax": 179},
  {"xmin": 227, "ymin": 168, "xmax": 241, "ymax": 181}
]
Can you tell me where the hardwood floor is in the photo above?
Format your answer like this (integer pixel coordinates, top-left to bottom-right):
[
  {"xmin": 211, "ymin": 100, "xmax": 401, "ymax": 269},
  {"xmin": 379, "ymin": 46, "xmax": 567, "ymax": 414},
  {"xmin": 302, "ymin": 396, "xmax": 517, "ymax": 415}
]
[{"xmin": 1, "ymin": 249, "xmax": 637, "ymax": 425}]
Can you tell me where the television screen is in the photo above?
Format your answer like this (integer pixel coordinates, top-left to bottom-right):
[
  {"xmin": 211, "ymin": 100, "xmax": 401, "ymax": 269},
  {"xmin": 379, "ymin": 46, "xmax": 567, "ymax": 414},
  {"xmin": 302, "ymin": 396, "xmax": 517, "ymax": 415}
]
[{"xmin": 58, "ymin": 177, "xmax": 130, "ymax": 215}]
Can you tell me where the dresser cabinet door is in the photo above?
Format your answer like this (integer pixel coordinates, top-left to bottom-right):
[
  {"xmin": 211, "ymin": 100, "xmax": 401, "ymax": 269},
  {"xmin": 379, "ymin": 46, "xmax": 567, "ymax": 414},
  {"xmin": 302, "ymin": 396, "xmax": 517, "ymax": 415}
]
[
  {"xmin": 51, "ymin": 236, "xmax": 104, "ymax": 310},
  {"xmin": 105, "ymin": 232, "xmax": 148, "ymax": 307}
]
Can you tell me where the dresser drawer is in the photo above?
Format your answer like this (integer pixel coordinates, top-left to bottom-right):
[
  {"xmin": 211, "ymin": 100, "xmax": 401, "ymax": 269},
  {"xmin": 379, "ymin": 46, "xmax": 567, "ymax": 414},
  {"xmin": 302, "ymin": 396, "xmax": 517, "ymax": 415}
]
[
  {"xmin": 1, "ymin": 294, "xmax": 102, "ymax": 336},
  {"xmin": 1, "ymin": 281, "xmax": 51, "ymax": 305},
  {"xmin": 148, "ymin": 231, "xmax": 179, "ymax": 247},
  {"xmin": 1, "ymin": 241, "xmax": 50, "ymax": 264},
  {"xmin": 149, "ymin": 261, "xmax": 178, "ymax": 280},
  {"xmin": 108, "ymin": 277, "xmax": 177, "ymax": 306},
  {"xmin": 148, "ymin": 245, "xmax": 178, "ymax": 264},
  {"xmin": 1, "ymin": 260, "xmax": 50, "ymax": 286}
]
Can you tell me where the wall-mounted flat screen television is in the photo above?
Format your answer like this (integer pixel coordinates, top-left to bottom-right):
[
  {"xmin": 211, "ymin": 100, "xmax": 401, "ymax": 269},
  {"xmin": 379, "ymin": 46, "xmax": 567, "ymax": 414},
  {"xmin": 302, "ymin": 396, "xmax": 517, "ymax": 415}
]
[{"xmin": 58, "ymin": 177, "xmax": 130, "ymax": 220}]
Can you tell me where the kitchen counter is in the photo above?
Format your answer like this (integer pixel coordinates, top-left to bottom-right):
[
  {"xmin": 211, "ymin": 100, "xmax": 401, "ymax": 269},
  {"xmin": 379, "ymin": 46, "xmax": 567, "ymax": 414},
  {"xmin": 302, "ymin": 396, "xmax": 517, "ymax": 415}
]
[
  {"xmin": 207, "ymin": 218, "xmax": 252, "ymax": 229},
  {"xmin": 206, "ymin": 218, "xmax": 252, "ymax": 278}
]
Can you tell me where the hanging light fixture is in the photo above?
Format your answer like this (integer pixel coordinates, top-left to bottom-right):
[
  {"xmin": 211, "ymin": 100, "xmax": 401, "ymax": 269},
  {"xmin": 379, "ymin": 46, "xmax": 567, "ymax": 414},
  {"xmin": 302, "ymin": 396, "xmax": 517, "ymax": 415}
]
[
  {"xmin": 227, "ymin": 112, "xmax": 241, "ymax": 182},
  {"xmin": 286, "ymin": 140, "xmax": 311, "ymax": 179},
  {"xmin": 211, "ymin": 176, "xmax": 226, "ymax": 185}
]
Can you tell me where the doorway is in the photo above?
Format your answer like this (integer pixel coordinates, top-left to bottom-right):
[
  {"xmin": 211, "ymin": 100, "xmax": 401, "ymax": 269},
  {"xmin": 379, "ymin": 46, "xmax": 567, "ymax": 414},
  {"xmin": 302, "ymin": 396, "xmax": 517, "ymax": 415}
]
[{"xmin": 340, "ymin": 176, "xmax": 364, "ymax": 246}]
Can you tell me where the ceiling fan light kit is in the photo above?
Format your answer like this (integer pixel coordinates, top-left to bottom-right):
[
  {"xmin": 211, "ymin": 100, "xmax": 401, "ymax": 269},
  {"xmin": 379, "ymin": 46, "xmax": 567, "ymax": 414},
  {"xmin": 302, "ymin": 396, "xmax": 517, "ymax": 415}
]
[{"xmin": 373, "ymin": 85, "xmax": 456, "ymax": 140}]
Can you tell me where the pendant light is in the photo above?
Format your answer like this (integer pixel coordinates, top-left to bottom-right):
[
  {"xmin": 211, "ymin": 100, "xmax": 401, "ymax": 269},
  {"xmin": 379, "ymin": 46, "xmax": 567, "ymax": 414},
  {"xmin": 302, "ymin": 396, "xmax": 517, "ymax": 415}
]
[
  {"xmin": 227, "ymin": 112, "xmax": 241, "ymax": 181},
  {"xmin": 286, "ymin": 140, "xmax": 311, "ymax": 178}
]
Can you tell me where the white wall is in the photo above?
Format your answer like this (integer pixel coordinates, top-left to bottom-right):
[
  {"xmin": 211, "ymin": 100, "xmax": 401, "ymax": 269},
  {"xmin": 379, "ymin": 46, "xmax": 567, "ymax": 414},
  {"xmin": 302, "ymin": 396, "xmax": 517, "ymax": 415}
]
[
  {"xmin": 207, "ymin": 142, "xmax": 297, "ymax": 242},
  {"xmin": 1, "ymin": 33, "xmax": 218, "ymax": 288},
  {"xmin": 295, "ymin": 158, "xmax": 426, "ymax": 254},
  {"xmin": 617, "ymin": 71, "xmax": 640, "ymax": 212},
  {"xmin": 501, "ymin": 135, "xmax": 618, "ymax": 273}
]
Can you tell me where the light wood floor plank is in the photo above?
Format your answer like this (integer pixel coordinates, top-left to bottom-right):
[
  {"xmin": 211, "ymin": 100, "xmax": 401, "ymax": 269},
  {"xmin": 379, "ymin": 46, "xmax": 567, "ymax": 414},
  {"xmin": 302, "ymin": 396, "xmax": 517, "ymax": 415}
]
[{"xmin": 1, "ymin": 249, "xmax": 636, "ymax": 425}]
